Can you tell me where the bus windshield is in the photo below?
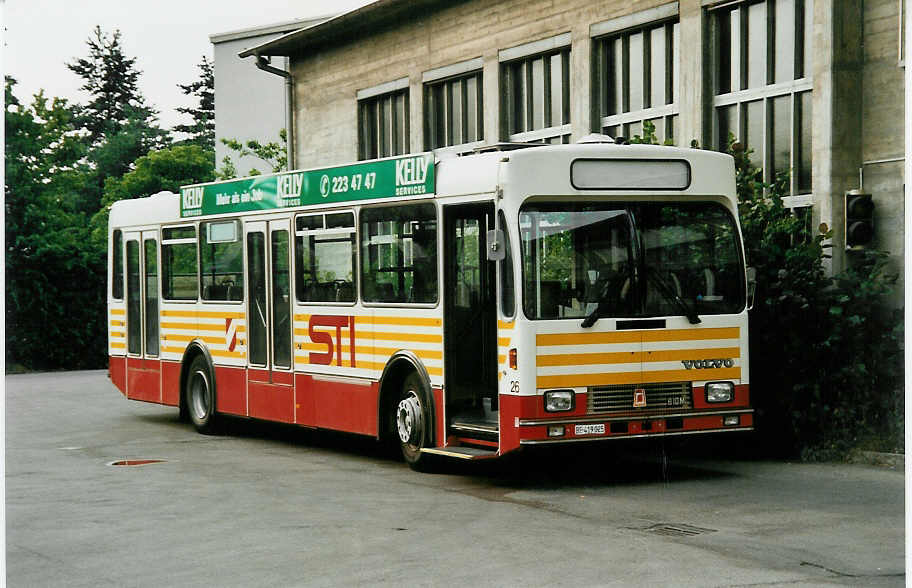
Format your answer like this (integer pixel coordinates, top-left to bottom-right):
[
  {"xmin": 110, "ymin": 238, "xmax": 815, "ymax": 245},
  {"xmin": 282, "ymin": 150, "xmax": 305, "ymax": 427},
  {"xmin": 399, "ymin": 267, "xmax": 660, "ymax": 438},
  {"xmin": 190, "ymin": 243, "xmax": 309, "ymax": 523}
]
[{"xmin": 519, "ymin": 201, "xmax": 745, "ymax": 320}]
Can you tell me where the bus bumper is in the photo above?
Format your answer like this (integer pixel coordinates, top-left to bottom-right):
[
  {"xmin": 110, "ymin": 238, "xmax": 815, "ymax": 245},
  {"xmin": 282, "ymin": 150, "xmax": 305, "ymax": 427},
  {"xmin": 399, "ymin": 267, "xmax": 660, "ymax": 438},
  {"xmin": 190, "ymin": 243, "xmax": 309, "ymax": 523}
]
[{"xmin": 515, "ymin": 409, "xmax": 754, "ymax": 446}]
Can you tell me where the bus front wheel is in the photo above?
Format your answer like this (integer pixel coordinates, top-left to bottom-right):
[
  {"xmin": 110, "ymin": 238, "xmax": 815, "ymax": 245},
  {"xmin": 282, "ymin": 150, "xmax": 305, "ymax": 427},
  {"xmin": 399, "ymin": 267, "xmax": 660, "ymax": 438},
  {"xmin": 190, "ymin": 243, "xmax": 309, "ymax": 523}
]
[
  {"xmin": 395, "ymin": 372, "xmax": 433, "ymax": 470},
  {"xmin": 186, "ymin": 355, "xmax": 220, "ymax": 435}
]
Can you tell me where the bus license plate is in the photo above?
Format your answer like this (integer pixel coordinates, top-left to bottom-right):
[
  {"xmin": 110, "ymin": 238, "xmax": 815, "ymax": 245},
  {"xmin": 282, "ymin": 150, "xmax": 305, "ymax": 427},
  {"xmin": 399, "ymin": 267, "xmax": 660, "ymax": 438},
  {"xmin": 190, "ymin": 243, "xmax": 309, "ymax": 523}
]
[{"xmin": 574, "ymin": 424, "xmax": 605, "ymax": 436}]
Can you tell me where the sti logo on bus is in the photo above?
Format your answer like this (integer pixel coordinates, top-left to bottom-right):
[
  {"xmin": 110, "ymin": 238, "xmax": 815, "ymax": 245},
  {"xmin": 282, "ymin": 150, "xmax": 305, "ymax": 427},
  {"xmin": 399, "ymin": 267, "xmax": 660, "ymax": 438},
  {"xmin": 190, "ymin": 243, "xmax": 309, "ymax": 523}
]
[
  {"xmin": 395, "ymin": 156, "xmax": 430, "ymax": 196},
  {"xmin": 182, "ymin": 187, "xmax": 203, "ymax": 210}
]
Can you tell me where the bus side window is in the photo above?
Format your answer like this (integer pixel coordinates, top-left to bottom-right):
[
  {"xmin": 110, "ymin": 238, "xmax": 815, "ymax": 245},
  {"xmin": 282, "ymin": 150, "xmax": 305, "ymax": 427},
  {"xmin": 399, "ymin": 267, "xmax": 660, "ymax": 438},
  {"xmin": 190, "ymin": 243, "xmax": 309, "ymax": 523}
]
[
  {"xmin": 200, "ymin": 220, "xmax": 243, "ymax": 302},
  {"xmin": 498, "ymin": 211, "xmax": 515, "ymax": 317},
  {"xmin": 161, "ymin": 226, "xmax": 198, "ymax": 301},
  {"xmin": 361, "ymin": 203, "xmax": 437, "ymax": 304},
  {"xmin": 295, "ymin": 212, "xmax": 356, "ymax": 304},
  {"xmin": 112, "ymin": 230, "xmax": 124, "ymax": 300}
]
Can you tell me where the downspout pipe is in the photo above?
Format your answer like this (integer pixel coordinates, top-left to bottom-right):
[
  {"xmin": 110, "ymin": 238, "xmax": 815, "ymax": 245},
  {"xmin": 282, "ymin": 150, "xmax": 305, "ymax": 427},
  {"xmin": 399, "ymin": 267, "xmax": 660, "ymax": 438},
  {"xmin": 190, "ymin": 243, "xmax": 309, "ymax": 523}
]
[{"xmin": 254, "ymin": 53, "xmax": 295, "ymax": 170}]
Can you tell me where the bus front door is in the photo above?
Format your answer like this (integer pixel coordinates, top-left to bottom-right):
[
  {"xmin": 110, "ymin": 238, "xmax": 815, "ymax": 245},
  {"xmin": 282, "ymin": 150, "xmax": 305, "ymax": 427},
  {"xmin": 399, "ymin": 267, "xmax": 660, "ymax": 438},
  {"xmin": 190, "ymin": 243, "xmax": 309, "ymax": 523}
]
[
  {"xmin": 244, "ymin": 219, "xmax": 294, "ymax": 422},
  {"xmin": 443, "ymin": 203, "xmax": 498, "ymax": 440}
]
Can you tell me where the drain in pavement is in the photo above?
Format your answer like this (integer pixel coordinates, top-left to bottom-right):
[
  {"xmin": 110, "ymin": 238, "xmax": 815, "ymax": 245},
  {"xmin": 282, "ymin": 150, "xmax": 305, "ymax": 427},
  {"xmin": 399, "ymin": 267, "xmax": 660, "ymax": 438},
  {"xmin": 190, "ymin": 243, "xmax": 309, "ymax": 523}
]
[
  {"xmin": 642, "ymin": 523, "xmax": 716, "ymax": 537},
  {"xmin": 107, "ymin": 459, "xmax": 167, "ymax": 467}
]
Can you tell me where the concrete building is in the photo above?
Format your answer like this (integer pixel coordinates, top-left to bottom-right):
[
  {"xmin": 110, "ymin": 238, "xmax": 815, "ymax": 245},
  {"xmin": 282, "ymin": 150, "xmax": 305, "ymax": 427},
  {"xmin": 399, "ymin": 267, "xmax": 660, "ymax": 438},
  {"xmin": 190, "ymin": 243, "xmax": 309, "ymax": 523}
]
[
  {"xmin": 237, "ymin": 0, "xmax": 905, "ymax": 294},
  {"xmin": 210, "ymin": 15, "xmax": 332, "ymax": 176}
]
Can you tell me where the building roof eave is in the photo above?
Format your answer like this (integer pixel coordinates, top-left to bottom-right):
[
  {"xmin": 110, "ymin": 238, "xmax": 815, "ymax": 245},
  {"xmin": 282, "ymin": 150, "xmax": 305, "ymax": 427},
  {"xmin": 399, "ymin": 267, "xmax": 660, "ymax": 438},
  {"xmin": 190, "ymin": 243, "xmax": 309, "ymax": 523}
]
[{"xmin": 237, "ymin": 0, "xmax": 450, "ymax": 58}]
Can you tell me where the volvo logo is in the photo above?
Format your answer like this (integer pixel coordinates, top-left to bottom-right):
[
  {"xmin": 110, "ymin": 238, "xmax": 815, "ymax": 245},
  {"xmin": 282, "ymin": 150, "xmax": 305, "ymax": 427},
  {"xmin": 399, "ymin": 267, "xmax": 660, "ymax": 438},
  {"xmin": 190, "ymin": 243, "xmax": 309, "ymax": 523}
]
[{"xmin": 682, "ymin": 358, "xmax": 735, "ymax": 369}]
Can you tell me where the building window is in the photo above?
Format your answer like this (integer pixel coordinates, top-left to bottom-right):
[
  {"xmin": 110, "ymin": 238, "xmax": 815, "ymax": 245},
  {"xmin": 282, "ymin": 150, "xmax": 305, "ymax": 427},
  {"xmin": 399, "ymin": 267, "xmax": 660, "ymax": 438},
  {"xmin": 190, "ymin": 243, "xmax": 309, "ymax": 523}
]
[
  {"xmin": 502, "ymin": 46, "xmax": 571, "ymax": 144},
  {"xmin": 711, "ymin": 0, "xmax": 813, "ymax": 198},
  {"xmin": 593, "ymin": 18, "xmax": 680, "ymax": 143},
  {"xmin": 424, "ymin": 70, "xmax": 483, "ymax": 150},
  {"xmin": 358, "ymin": 87, "xmax": 409, "ymax": 160}
]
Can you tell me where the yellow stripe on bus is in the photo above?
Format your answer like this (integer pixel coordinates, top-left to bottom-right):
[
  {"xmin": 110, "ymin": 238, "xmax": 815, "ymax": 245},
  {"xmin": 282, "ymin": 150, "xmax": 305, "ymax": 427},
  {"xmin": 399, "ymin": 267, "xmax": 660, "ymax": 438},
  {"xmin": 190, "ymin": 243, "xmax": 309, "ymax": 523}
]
[
  {"xmin": 210, "ymin": 349, "xmax": 244, "ymax": 358},
  {"xmin": 293, "ymin": 358, "xmax": 442, "ymax": 376},
  {"xmin": 370, "ymin": 316, "xmax": 441, "ymax": 327},
  {"xmin": 110, "ymin": 331, "xmax": 124, "ymax": 338},
  {"xmin": 537, "ymin": 347, "xmax": 742, "ymax": 367},
  {"xmin": 536, "ymin": 327, "xmax": 740, "ymax": 346},
  {"xmin": 110, "ymin": 342, "xmax": 125, "ymax": 349},
  {"xmin": 294, "ymin": 342, "xmax": 442, "ymax": 361},
  {"xmin": 110, "ymin": 308, "xmax": 125, "ymax": 315},
  {"xmin": 161, "ymin": 322, "xmax": 246, "ymax": 333},
  {"xmin": 163, "ymin": 334, "xmax": 225, "ymax": 345},
  {"xmin": 497, "ymin": 337, "xmax": 511, "ymax": 347},
  {"xmin": 160, "ymin": 310, "xmax": 245, "ymax": 319},
  {"xmin": 497, "ymin": 320, "xmax": 515, "ymax": 329},
  {"xmin": 536, "ymin": 367, "xmax": 742, "ymax": 389},
  {"xmin": 292, "ymin": 315, "xmax": 441, "ymax": 328},
  {"xmin": 110, "ymin": 320, "xmax": 124, "ymax": 327},
  {"xmin": 161, "ymin": 345, "xmax": 188, "ymax": 354}
]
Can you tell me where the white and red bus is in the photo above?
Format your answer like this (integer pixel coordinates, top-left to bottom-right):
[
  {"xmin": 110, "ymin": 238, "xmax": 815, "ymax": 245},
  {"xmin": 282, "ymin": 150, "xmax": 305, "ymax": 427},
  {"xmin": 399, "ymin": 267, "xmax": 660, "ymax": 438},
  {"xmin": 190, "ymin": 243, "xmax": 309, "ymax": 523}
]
[{"xmin": 108, "ymin": 141, "xmax": 753, "ymax": 469}]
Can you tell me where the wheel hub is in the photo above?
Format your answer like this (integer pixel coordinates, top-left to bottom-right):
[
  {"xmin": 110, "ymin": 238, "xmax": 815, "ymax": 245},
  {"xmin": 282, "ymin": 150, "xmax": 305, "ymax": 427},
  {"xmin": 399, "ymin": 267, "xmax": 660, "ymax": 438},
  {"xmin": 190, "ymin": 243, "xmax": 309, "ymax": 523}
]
[
  {"xmin": 190, "ymin": 370, "xmax": 209, "ymax": 421},
  {"xmin": 396, "ymin": 392, "xmax": 422, "ymax": 444}
]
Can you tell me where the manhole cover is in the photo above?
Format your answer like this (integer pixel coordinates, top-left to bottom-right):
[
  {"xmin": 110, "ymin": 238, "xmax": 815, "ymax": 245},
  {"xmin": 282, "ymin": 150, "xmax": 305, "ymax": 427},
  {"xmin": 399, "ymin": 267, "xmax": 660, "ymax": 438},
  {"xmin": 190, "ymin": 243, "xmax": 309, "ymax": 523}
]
[
  {"xmin": 107, "ymin": 459, "xmax": 166, "ymax": 467},
  {"xmin": 643, "ymin": 523, "xmax": 716, "ymax": 537}
]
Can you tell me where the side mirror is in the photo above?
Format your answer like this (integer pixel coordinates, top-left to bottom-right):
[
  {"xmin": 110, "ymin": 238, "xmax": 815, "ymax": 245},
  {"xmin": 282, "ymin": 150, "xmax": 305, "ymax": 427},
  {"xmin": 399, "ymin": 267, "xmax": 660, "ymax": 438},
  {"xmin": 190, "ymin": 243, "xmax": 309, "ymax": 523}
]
[
  {"xmin": 486, "ymin": 229, "xmax": 506, "ymax": 261},
  {"xmin": 746, "ymin": 266, "xmax": 757, "ymax": 310}
]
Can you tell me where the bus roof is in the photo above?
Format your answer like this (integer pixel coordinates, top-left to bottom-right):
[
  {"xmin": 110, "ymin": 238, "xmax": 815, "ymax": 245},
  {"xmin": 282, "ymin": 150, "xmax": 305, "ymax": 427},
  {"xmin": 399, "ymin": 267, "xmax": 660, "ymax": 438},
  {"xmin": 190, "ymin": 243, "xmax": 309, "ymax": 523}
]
[{"xmin": 109, "ymin": 144, "xmax": 735, "ymax": 229}]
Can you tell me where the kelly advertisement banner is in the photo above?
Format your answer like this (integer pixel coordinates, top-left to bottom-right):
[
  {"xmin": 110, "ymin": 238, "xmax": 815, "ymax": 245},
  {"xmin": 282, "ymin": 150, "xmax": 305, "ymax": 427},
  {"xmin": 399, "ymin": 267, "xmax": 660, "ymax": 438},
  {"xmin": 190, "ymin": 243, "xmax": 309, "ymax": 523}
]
[{"xmin": 180, "ymin": 153, "xmax": 435, "ymax": 218}]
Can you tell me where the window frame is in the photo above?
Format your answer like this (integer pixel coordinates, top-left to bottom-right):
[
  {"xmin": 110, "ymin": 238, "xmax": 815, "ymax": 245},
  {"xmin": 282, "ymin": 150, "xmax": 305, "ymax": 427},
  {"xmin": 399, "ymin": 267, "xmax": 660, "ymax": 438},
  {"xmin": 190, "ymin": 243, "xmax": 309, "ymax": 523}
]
[
  {"xmin": 500, "ymin": 33, "xmax": 572, "ymax": 144},
  {"xmin": 423, "ymin": 67, "xmax": 484, "ymax": 153},
  {"xmin": 357, "ymin": 78, "xmax": 410, "ymax": 161},
  {"xmin": 294, "ymin": 210, "xmax": 358, "ymax": 306},
  {"xmin": 591, "ymin": 10, "xmax": 681, "ymax": 144},
  {"xmin": 199, "ymin": 219, "xmax": 244, "ymax": 304},
  {"xmin": 709, "ymin": 0, "xmax": 814, "ymax": 205},
  {"xmin": 359, "ymin": 201, "xmax": 439, "ymax": 308},
  {"xmin": 160, "ymin": 223, "xmax": 199, "ymax": 303}
]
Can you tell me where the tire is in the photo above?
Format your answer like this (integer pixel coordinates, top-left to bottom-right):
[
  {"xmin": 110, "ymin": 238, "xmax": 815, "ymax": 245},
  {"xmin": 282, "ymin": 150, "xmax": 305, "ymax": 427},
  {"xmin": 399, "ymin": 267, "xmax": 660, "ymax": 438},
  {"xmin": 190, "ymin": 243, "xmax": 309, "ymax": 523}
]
[
  {"xmin": 394, "ymin": 372, "xmax": 434, "ymax": 471},
  {"xmin": 185, "ymin": 355, "xmax": 220, "ymax": 435}
]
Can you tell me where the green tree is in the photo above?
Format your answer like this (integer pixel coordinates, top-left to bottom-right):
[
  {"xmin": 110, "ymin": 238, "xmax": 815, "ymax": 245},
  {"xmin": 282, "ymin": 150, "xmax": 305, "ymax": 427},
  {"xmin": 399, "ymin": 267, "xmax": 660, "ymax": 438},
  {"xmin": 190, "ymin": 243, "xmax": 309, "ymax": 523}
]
[
  {"xmin": 67, "ymin": 26, "xmax": 169, "ymax": 215},
  {"xmin": 91, "ymin": 144, "xmax": 216, "ymax": 246},
  {"xmin": 174, "ymin": 55, "xmax": 215, "ymax": 151},
  {"xmin": 726, "ymin": 138, "xmax": 902, "ymax": 457},
  {"xmin": 66, "ymin": 26, "xmax": 162, "ymax": 145},
  {"xmin": 5, "ymin": 77, "xmax": 105, "ymax": 370},
  {"xmin": 218, "ymin": 129, "xmax": 288, "ymax": 178}
]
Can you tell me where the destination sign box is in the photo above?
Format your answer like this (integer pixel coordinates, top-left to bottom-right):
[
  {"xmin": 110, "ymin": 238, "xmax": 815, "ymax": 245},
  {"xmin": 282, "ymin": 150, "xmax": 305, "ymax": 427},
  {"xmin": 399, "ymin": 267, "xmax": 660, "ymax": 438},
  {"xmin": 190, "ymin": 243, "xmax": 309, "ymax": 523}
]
[{"xmin": 180, "ymin": 153, "xmax": 435, "ymax": 218}]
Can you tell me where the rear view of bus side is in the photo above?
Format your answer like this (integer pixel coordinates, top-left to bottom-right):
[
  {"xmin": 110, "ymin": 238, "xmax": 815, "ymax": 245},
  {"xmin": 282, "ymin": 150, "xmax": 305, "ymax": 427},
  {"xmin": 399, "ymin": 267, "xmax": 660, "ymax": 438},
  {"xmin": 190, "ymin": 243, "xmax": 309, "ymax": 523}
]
[{"xmin": 107, "ymin": 142, "xmax": 753, "ymax": 470}]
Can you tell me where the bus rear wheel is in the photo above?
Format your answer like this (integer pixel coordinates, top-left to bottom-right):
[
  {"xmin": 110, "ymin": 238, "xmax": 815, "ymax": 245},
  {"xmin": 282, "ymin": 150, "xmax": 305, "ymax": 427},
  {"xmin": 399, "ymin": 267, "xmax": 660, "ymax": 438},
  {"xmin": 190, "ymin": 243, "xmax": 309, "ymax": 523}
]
[
  {"xmin": 395, "ymin": 372, "xmax": 433, "ymax": 470},
  {"xmin": 186, "ymin": 355, "xmax": 220, "ymax": 435}
]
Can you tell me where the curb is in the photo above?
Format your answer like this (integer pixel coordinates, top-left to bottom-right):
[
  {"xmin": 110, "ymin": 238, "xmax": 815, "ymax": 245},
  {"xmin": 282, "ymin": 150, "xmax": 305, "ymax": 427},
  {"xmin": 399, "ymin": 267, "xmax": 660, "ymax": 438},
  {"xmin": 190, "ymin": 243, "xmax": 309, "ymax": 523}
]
[{"xmin": 847, "ymin": 450, "xmax": 904, "ymax": 469}]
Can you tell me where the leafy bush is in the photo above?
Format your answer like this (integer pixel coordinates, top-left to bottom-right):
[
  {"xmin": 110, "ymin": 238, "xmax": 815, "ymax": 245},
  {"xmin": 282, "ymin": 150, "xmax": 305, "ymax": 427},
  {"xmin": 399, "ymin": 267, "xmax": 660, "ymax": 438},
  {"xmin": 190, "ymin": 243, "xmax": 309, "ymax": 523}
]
[{"xmin": 728, "ymin": 139, "xmax": 902, "ymax": 458}]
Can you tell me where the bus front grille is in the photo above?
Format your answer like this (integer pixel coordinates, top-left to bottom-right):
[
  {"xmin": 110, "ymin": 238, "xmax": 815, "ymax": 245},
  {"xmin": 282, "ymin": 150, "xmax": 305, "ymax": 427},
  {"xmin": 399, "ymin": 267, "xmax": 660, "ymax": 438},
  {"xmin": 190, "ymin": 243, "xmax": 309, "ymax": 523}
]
[{"xmin": 587, "ymin": 382, "xmax": 693, "ymax": 414}]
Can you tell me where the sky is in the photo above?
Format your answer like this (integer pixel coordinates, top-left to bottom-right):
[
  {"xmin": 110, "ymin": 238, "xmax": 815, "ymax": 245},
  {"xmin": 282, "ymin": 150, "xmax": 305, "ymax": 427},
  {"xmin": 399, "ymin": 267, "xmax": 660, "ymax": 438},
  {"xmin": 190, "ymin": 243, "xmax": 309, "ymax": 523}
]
[{"xmin": 3, "ymin": 0, "xmax": 375, "ymax": 129}]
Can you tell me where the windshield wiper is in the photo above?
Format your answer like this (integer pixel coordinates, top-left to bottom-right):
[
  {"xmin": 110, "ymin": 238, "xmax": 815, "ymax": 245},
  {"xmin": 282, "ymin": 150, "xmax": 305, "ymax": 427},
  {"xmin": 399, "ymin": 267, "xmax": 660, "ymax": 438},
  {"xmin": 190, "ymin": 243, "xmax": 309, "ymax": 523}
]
[
  {"xmin": 647, "ymin": 270, "xmax": 701, "ymax": 325},
  {"xmin": 580, "ymin": 282, "xmax": 608, "ymax": 328}
]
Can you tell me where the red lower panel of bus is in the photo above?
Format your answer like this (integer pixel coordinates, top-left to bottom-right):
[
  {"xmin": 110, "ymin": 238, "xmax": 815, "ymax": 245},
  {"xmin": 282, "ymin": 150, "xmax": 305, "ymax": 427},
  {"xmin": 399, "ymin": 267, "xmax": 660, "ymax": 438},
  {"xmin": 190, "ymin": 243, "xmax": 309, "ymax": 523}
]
[
  {"xmin": 296, "ymin": 373, "xmax": 379, "ymax": 436},
  {"xmin": 215, "ymin": 366, "xmax": 247, "ymax": 416},
  {"xmin": 433, "ymin": 388, "xmax": 444, "ymax": 447},
  {"xmin": 248, "ymin": 369, "xmax": 294, "ymax": 423},
  {"xmin": 161, "ymin": 361, "xmax": 181, "ymax": 406},
  {"xmin": 126, "ymin": 357, "xmax": 161, "ymax": 403},
  {"xmin": 110, "ymin": 356, "xmax": 127, "ymax": 396}
]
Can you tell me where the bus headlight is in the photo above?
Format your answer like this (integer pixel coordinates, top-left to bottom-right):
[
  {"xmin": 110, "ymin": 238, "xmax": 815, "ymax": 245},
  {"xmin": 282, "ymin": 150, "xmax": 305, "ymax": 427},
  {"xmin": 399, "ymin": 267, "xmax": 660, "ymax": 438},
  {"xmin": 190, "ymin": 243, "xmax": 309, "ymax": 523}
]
[
  {"xmin": 705, "ymin": 382, "xmax": 734, "ymax": 403},
  {"xmin": 544, "ymin": 389, "xmax": 574, "ymax": 412}
]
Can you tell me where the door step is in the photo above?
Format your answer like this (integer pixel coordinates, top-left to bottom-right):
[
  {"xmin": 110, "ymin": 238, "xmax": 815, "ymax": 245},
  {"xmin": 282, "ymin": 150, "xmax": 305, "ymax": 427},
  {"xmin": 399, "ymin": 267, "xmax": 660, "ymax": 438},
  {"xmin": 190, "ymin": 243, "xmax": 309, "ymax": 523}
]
[{"xmin": 420, "ymin": 446, "xmax": 499, "ymax": 460}]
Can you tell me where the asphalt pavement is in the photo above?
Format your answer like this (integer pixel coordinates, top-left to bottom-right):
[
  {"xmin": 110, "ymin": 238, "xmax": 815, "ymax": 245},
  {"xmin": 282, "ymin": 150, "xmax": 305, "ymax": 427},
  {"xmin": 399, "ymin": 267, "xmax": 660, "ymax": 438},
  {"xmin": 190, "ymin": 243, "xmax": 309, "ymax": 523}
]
[{"xmin": 5, "ymin": 370, "xmax": 905, "ymax": 587}]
